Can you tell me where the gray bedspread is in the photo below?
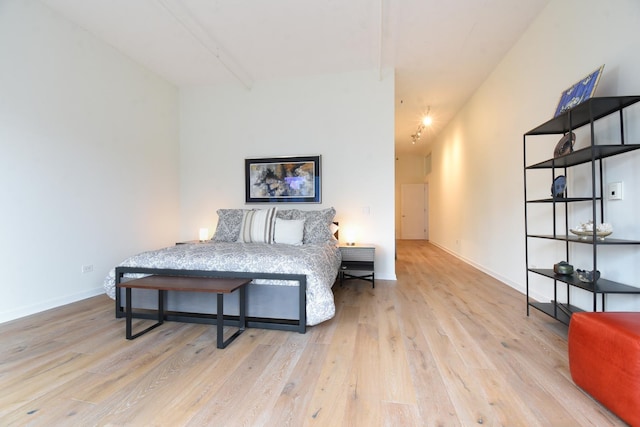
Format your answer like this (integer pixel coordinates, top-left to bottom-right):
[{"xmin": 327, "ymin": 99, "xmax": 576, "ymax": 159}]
[{"xmin": 103, "ymin": 241, "xmax": 342, "ymax": 326}]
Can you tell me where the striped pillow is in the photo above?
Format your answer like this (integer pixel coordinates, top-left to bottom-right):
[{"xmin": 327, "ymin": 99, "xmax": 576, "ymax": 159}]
[{"xmin": 238, "ymin": 208, "xmax": 277, "ymax": 243}]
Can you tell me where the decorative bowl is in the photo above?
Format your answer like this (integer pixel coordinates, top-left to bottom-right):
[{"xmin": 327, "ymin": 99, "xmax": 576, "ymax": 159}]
[
  {"xmin": 570, "ymin": 229, "xmax": 613, "ymax": 240},
  {"xmin": 553, "ymin": 261, "xmax": 574, "ymax": 275},
  {"xmin": 576, "ymin": 269, "xmax": 600, "ymax": 283},
  {"xmin": 570, "ymin": 221, "xmax": 613, "ymax": 240}
]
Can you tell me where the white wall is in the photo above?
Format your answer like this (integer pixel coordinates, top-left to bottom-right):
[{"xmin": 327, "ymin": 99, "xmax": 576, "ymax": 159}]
[
  {"xmin": 429, "ymin": 0, "xmax": 640, "ymax": 310},
  {"xmin": 179, "ymin": 70, "xmax": 396, "ymax": 280},
  {"xmin": 0, "ymin": 0, "xmax": 180, "ymax": 323}
]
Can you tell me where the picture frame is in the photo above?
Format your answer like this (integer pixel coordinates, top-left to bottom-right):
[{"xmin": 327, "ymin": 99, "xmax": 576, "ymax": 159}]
[
  {"xmin": 245, "ymin": 155, "xmax": 321, "ymax": 203},
  {"xmin": 554, "ymin": 65, "xmax": 604, "ymax": 117}
]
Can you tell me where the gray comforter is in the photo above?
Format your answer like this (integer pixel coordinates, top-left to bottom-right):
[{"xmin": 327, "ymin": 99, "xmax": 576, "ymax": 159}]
[{"xmin": 104, "ymin": 241, "xmax": 342, "ymax": 325}]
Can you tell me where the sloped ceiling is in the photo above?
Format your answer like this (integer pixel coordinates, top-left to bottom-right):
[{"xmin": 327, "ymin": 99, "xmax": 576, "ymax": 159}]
[{"xmin": 40, "ymin": 0, "xmax": 549, "ymax": 155}]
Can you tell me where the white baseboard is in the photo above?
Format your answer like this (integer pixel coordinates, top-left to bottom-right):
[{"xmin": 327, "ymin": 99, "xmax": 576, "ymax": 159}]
[
  {"xmin": 0, "ymin": 287, "xmax": 105, "ymax": 325},
  {"xmin": 429, "ymin": 241, "xmax": 546, "ymax": 301}
]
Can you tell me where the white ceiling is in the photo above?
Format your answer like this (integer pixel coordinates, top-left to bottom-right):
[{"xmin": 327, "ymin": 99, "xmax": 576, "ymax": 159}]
[{"xmin": 40, "ymin": 0, "xmax": 549, "ymax": 155}]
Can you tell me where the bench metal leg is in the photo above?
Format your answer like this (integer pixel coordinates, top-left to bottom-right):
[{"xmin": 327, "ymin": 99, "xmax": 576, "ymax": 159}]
[
  {"xmin": 216, "ymin": 287, "xmax": 246, "ymax": 349},
  {"xmin": 124, "ymin": 288, "xmax": 164, "ymax": 340}
]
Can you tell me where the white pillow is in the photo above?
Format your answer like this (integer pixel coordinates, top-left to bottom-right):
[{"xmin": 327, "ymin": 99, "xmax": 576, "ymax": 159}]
[
  {"xmin": 238, "ymin": 207, "xmax": 277, "ymax": 243},
  {"xmin": 274, "ymin": 218, "xmax": 305, "ymax": 245}
]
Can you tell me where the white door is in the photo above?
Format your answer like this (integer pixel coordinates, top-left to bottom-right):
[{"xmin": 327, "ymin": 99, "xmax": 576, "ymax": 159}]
[{"xmin": 401, "ymin": 183, "xmax": 428, "ymax": 239}]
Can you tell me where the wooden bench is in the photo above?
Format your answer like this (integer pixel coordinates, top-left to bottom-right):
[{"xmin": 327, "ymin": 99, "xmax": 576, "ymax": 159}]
[
  {"xmin": 114, "ymin": 267, "xmax": 308, "ymax": 333},
  {"xmin": 116, "ymin": 275, "xmax": 251, "ymax": 349}
]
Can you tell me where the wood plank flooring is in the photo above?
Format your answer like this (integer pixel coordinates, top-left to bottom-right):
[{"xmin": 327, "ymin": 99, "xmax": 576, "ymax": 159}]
[{"xmin": 0, "ymin": 240, "xmax": 626, "ymax": 426}]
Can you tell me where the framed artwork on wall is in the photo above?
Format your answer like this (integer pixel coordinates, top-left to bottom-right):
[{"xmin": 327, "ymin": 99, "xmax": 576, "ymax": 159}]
[
  {"xmin": 245, "ymin": 155, "xmax": 321, "ymax": 203},
  {"xmin": 554, "ymin": 65, "xmax": 604, "ymax": 117}
]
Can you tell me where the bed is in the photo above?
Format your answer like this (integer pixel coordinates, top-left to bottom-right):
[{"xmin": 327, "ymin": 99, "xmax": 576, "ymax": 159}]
[{"xmin": 103, "ymin": 207, "xmax": 342, "ymax": 331}]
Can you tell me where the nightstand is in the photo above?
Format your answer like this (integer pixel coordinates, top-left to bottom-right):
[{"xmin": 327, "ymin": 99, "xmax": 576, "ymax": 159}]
[{"xmin": 339, "ymin": 244, "xmax": 375, "ymax": 288}]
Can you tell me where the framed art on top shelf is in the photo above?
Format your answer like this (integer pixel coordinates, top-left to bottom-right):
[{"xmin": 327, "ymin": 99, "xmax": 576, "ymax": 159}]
[
  {"xmin": 245, "ymin": 155, "xmax": 321, "ymax": 203},
  {"xmin": 554, "ymin": 65, "xmax": 604, "ymax": 117}
]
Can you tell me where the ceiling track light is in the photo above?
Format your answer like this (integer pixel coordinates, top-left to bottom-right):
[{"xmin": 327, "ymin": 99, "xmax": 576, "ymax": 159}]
[{"xmin": 411, "ymin": 106, "xmax": 432, "ymax": 144}]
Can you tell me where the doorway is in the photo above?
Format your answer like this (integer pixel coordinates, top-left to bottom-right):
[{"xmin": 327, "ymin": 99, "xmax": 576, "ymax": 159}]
[{"xmin": 400, "ymin": 183, "xmax": 428, "ymax": 239}]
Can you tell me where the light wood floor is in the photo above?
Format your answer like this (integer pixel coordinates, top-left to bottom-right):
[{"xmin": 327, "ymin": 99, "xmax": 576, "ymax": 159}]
[{"xmin": 0, "ymin": 240, "xmax": 625, "ymax": 426}]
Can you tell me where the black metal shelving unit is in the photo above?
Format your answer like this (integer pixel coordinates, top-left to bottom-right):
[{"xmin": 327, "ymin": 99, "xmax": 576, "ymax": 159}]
[{"xmin": 524, "ymin": 96, "xmax": 640, "ymax": 325}]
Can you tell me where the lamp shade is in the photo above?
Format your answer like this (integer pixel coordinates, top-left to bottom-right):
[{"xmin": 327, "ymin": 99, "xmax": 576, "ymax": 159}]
[{"xmin": 343, "ymin": 227, "xmax": 357, "ymax": 246}]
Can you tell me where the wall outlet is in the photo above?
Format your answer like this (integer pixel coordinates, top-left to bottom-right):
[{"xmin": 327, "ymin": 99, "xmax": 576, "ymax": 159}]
[
  {"xmin": 81, "ymin": 264, "xmax": 94, "ymax": 274},
  {"xmin": 608, "ymin": 182, "xmax": 623, "ymax": 200}
]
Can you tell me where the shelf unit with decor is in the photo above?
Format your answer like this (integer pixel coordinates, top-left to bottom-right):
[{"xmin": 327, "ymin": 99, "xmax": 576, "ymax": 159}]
[{"xmin": 524, "ymin": 96, "xmax": 640, "ymax": 324}]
